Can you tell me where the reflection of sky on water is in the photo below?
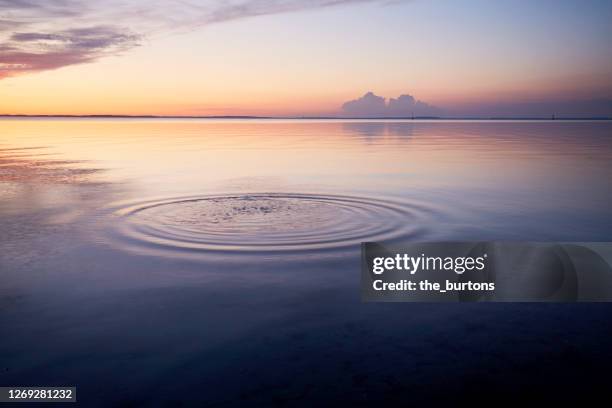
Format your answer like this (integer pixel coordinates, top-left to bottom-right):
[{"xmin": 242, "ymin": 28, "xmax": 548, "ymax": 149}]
[
  {"xmin": 1, "ymin": 119, "xmax": 612, "ymax": 405},
  {"xmin": 342, "ymin": 121, "xmax": 415, "ymax": 138}
]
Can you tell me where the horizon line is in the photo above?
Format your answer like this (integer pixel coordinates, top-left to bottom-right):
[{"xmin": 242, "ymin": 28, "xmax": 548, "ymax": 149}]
[{"xmin": 1, "ymin": 114, "xmax": 611, "ymax": 121}]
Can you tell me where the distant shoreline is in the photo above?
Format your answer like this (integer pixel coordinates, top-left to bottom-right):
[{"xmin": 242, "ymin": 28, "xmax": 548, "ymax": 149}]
[{"xmin": 0, "ymin": 114, "xmax": 610, "ymax": 121}]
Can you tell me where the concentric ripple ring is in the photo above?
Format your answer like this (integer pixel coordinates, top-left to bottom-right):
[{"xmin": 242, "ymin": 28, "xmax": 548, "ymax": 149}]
[{"xmin": 112, "ymin": 193, "xmax": 430, "ymax": 255}]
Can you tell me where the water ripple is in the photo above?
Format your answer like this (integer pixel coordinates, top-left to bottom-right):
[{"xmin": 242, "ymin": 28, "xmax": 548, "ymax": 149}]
[{"xmin": 110, "ymin": 193, "xmax": 434, "ymax": 258}]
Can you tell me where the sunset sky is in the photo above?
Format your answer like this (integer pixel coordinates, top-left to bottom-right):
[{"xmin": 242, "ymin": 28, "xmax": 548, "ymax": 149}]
[{"xmin": 1, "ymin": 0, "xmax": 611, "ymax": 117}]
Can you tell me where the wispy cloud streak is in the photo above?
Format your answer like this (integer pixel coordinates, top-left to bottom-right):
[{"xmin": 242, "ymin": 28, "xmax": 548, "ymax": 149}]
[
  {"xmin": 0, "ymin": 0, "xmax": 397, "ymax": 79},
  {"xmin": 1, "ymin": 24, "xmax": 140, "ymax": 78}
]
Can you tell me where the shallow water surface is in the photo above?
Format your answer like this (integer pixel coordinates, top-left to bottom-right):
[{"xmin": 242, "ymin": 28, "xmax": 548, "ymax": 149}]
[{"xmin": 1, "ymin": 119, "xmax": 612, "ymax": 405}]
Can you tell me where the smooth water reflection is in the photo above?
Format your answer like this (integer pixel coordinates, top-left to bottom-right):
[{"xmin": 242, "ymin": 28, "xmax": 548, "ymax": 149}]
[
  {"xmin": 2, "ymin": 119, "xmax": 611, "ymax": 243},
  {"xmin": 1, "ymin": 119, "xmax": 612, "ymax": 405}
]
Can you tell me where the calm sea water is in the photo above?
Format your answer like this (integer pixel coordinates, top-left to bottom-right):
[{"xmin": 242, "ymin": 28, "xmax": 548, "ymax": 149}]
[{"xmin": 1, "ymin": 119, "xmax": 612, "ymax": 405}]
